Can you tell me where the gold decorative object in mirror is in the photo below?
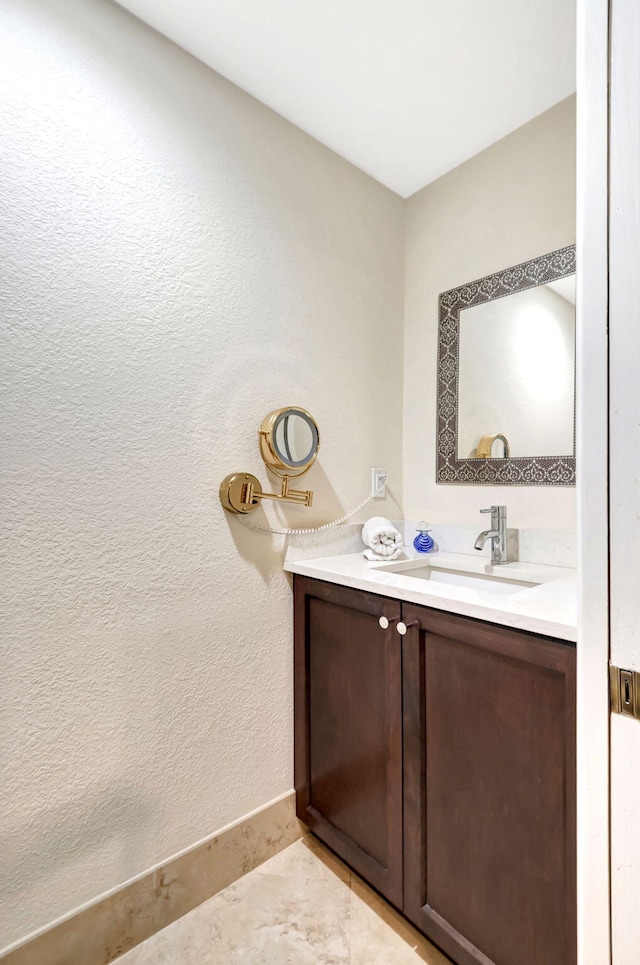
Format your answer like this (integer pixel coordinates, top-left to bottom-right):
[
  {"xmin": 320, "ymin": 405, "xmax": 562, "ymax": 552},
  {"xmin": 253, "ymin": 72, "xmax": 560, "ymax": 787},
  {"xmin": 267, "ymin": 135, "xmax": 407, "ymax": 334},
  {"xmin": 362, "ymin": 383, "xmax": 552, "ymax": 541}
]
[
  {"xmin": 477, "ymin": 433, "xmax": 511, "ymax": 459},
  {"xmin": 220, "ymin": 407, "xmax": 320, "ymax": 515}
]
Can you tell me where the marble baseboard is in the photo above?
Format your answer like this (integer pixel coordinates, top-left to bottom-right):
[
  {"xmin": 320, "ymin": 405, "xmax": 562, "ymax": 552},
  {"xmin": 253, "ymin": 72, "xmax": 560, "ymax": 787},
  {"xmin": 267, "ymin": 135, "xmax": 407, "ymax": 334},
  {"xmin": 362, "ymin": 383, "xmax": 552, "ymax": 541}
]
[{"xmin": 0, "ymin": 792, "xmax": 303, "ymax": 965}]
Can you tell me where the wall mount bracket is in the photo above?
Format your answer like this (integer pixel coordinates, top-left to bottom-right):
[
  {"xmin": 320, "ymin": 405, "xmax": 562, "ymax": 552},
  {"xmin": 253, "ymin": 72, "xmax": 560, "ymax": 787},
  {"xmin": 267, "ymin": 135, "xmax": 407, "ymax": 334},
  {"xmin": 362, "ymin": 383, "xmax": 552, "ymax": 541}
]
[{"xmin": 219, "ymin": 472, "xmax": 313, "ymax": 515}]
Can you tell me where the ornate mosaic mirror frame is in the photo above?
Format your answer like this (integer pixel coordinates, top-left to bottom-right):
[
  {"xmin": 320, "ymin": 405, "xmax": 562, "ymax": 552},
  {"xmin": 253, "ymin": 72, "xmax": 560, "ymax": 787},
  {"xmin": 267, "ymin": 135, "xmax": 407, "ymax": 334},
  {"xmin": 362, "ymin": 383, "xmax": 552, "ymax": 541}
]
[{"xmin": 436, "ymin": 245, "xmax": 576, "ymax": 486}]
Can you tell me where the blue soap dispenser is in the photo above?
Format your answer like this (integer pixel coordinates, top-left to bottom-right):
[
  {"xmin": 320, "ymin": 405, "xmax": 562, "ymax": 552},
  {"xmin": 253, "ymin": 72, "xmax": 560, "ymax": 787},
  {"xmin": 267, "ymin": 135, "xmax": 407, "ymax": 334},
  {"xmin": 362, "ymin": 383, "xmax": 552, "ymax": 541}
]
[{"xmin": 413, "ymin": 521, "xmax": 434, "ymax": 554}]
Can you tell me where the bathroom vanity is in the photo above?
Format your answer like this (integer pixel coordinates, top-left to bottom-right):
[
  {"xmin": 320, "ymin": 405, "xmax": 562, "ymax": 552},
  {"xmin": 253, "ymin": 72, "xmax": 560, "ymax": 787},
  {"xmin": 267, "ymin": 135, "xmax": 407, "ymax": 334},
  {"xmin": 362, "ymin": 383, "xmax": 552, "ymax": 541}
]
[{"xmin": 286, "ymin": 551, "xmax": 576, "ymax": 965}]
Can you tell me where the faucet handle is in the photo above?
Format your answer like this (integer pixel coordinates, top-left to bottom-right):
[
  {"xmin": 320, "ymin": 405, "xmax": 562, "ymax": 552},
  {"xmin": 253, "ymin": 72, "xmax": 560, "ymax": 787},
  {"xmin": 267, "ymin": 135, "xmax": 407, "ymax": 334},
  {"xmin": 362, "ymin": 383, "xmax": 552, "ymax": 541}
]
[
  {"xmin": 480, "ymin": 505, "xmax": 506, "ymax": 517},
  {"xmin": 480, "ymin": 506, "xmax": 495, "ymax": 514}
]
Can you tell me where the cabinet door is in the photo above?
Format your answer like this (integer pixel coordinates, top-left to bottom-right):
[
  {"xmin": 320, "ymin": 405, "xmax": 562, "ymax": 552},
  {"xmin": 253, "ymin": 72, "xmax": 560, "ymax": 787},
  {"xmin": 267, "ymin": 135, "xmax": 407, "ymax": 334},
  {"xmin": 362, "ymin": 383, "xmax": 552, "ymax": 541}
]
[
  {"xmin": 294, "ymin": 576, "xmax": 403, "ymax": 906},
  {"xmin": 402, "ymin": 604, "xmax": 576, "ymax": 965}
]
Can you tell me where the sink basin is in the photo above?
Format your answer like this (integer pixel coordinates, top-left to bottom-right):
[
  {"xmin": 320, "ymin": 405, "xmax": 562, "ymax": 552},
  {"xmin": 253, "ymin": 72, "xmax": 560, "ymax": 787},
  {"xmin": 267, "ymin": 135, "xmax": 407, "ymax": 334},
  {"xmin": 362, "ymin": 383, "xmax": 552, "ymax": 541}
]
[{"xmin": 378, "ymin": 560, "xmax": 539, "ymax": 595}]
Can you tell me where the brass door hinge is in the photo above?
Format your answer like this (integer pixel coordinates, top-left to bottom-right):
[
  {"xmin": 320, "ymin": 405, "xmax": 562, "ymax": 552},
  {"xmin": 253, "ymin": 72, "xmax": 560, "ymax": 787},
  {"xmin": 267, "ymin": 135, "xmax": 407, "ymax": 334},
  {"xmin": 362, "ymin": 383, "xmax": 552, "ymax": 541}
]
[{"xmin": 610, "ymin": 664, "xmax": 640, "ymax": 719}]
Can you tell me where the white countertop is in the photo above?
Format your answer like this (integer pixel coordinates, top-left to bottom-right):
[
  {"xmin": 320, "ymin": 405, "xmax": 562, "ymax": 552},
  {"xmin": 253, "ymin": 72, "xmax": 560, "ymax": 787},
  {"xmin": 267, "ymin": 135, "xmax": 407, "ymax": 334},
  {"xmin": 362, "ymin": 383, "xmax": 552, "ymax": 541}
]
[{"xmin": 284, "ymin": 550, "xmax": 577, "ymax": 642}]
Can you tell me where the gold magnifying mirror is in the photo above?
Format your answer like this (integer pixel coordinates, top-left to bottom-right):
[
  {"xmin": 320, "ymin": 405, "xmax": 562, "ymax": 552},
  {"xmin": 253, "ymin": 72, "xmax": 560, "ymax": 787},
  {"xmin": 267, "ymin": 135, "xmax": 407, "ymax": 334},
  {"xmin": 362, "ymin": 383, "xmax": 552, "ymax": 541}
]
[{"xmin": 220, "ymin": 407, "xmax": 320, "ymax": 514}]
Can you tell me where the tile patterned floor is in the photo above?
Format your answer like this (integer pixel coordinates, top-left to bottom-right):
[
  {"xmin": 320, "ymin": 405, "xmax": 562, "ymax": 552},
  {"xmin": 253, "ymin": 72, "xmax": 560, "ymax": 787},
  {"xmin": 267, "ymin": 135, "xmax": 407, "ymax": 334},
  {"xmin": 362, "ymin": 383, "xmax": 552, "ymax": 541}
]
[{"xmin": 118, "ymin": 834, "xmax": 450, "ymax": 964}]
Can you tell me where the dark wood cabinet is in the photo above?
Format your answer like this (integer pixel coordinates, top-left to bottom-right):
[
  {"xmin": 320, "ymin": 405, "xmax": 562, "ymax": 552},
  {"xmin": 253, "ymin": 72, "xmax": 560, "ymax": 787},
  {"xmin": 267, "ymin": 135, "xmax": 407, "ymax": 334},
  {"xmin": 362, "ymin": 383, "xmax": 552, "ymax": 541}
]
[
  {"xmin": 402, "ymin": 603, "xmax": 576, "ymax": 965},
  {"xmin": 294, "ymin": 576, "xmax": 576, "ymax": 965},
  {"xmin": 294, "ymin": 576, "xmax": 404, "ymax": 906}
]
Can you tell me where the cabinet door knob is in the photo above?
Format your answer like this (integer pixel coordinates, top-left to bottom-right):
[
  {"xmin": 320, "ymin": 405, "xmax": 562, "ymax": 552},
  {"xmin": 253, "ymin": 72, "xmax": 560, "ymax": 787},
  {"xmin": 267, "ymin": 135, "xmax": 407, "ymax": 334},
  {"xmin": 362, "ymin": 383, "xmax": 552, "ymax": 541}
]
[
  {"xmin": 378, "ymin": 615, "xmax": 398, "ymax": 630},
  {"xmin": 397, "ymin": 620, "xmax": 418, "ymax": 635}
]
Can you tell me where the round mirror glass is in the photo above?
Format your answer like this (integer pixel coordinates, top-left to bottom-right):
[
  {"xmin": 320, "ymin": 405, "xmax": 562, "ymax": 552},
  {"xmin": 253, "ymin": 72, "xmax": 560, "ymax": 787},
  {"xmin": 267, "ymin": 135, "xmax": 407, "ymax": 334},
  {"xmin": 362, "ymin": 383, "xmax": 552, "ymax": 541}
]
[{"xmin": 272, "ymin": 409, "xmax": 319, "ymax": 468}]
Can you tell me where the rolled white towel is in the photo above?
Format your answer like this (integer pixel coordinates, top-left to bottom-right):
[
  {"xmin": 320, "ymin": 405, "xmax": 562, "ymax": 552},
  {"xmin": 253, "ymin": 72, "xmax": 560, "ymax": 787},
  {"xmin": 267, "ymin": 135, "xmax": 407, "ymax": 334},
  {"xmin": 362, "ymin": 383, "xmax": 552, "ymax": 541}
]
[
  {"xmin": 361, "ymin": 517, "xmax": 403, "ymax": 560},
  {"xmin": 363, "ymin": 547, "xmax": 403, "ymax": 561}
]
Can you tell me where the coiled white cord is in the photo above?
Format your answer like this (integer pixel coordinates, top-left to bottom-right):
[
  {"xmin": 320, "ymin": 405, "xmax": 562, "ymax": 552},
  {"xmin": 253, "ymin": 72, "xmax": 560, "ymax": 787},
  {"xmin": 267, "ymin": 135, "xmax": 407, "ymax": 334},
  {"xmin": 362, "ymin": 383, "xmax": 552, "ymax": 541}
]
[{"xmin": 237, "ymin": 475, "xmax": 388, "ymax": 537}]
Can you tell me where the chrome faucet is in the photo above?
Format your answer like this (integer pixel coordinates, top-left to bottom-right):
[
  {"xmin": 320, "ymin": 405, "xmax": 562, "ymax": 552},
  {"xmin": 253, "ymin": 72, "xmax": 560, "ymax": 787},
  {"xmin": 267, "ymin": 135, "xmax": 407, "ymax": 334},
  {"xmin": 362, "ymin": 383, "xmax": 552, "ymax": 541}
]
[{"xmin": 474, "ymin": 505, "xmax": 508, "ymax": 564}]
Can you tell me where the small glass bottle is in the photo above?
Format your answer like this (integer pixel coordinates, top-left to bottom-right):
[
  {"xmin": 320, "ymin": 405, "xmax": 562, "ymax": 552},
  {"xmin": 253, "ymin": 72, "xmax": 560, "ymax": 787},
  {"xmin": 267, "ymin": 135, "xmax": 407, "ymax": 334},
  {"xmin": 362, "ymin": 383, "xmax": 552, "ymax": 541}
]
[{"xmin": 413, "ymin": 522, "xmax": 434, "ymax": 554}]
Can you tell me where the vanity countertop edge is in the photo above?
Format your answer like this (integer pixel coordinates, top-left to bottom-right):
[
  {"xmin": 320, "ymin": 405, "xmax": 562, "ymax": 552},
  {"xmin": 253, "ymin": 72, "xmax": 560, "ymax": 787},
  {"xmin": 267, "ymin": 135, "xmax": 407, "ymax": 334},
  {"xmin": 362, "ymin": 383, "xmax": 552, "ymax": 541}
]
[{"xmin": 284, "ymin": 551, "xmax": 577, "ymax": 642}]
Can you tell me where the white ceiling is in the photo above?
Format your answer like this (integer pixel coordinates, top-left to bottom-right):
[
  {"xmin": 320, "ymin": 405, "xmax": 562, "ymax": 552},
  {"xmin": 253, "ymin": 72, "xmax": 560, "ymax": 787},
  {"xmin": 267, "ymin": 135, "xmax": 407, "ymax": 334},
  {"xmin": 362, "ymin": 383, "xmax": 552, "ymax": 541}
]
[{"xmin": 115, "ymin": 0, "xmax": 576, "ymax": 198}]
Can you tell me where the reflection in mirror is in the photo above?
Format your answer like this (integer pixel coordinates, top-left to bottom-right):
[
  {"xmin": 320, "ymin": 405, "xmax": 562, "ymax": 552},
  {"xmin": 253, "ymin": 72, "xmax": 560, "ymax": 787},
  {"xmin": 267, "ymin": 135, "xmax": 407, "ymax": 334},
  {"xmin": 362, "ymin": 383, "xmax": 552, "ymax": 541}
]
[
  {"xmin": 457, "ymin": 275, "xmax": 575, "ymax": 459},
  {"xmin": 273, "ymin": 409, "xmax": 318, "ymax": 467},
  {"xmin": 477, "ymin": 433, "xmax": 511, "ymax": 459}
]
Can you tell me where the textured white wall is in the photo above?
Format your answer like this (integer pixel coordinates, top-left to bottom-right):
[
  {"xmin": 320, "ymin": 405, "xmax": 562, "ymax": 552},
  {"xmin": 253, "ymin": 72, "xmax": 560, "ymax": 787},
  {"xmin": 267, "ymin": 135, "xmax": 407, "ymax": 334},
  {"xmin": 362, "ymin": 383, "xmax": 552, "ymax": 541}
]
[
  {"xmin": 0, "ymin": 0, "xmax": 404, "ymax": 948},
  {"xmin": 404, "ymin": 97, "xmax": 576, "ymax": 530}
]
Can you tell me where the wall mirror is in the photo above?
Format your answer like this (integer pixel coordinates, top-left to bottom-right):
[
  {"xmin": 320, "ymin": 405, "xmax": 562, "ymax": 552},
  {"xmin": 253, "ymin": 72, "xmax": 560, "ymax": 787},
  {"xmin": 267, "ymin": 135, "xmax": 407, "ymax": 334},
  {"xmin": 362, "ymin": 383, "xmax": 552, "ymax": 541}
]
[
  {"xmin": 259, "ymin": 407, "xmax": 319, "ymax": 476},
  {"xmin": 437, "ymin": 245, "xmax": 576, "ymax": 486},
  {"xmin": 220, "ymin": 406, "xmax": 320, "ymax": 514}
]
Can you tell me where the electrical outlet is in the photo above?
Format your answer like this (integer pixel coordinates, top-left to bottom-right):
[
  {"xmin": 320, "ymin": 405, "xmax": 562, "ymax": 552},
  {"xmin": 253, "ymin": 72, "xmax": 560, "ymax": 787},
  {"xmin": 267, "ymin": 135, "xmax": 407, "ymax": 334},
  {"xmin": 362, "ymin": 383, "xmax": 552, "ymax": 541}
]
[{"xmin": 371, "ymin": 467, "xmax": 387, "ymax": 499}]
